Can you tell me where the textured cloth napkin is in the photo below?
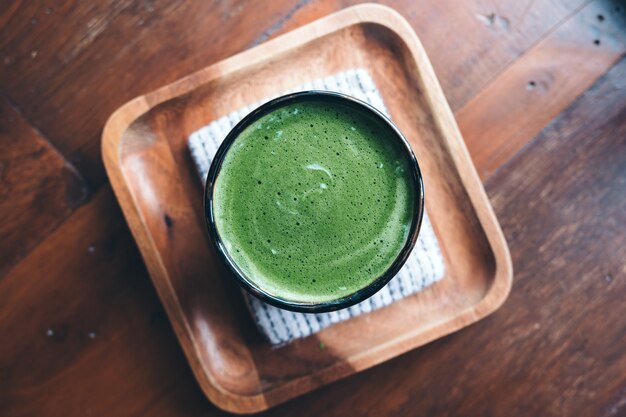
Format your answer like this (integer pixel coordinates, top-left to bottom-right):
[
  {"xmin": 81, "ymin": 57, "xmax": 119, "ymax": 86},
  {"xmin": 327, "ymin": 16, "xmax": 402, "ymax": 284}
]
[{"xmin": 188, "ymin": 69, "xmax": 445, "ymax": 345}]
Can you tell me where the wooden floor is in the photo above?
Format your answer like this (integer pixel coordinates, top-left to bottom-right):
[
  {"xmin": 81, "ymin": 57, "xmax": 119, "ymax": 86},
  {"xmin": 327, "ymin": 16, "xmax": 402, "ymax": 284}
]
[{"xmin": 1, "ymin": 1, "xmax": 625, "ymax": 416}]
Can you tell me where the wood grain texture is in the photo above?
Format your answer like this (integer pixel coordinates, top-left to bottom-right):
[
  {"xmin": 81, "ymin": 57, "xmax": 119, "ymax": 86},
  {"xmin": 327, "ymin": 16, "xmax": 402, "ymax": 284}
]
[
  {"xmin": 266, "ymin": 54, "xmax": 626, "ymax": 417},
  {"xmin": 0, "ymin": 0, "xmax": 308, "ymax": 185},
  {"xmin": 457, "ymin": 0, "xmax": 626, "ymax": 179},
  {"xmin": 101, "ymin": 5, "xmax": 511, "ymax": 412},
  {"xmin": 4, "ymin": 50, "xmax": 620, "ymax": 417},
  {"xmin": 0, "ymin": 0, "xmax": 588, "ymax": 186},
  {"xmin": 273, "ymin": 0, "xmax": 592, "ymax": 109},
  {"xmin": 1, "ymin": 0, "xmax": 625, "ymax": 416},
  {"xmin": 0, "ymin": 97, "xmax": 89, "ymax": 275},
  {"xmin": 0, "ymin": 187, "xmax": 225, "ymax": 417}
]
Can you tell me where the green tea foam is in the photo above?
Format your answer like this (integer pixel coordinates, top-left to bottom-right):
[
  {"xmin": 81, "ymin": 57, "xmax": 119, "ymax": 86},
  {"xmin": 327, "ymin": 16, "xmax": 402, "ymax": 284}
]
[{"xmin": 213, "ymin": 100, "xmax": 416, "ymax": 303}]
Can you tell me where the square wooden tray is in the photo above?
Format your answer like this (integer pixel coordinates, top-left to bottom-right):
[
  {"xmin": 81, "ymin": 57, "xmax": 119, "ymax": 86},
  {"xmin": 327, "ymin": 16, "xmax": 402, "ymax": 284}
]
[{"xmin": 102, "ymin": 4, "xmax": 512, "ymax": 414}]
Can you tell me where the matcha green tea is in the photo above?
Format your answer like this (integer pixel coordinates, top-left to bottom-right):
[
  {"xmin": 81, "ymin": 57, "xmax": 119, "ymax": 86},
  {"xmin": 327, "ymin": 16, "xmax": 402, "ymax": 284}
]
[{"xmin": 212, "ymin": 99, "xmax": 416, "ymax": 303}]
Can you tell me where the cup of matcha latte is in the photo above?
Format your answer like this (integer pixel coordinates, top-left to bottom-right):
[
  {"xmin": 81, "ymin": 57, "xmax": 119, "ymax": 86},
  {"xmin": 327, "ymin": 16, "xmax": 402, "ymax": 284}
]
[{"xmin": 204, "ymin": 91, "xmax": 424, "ymax": 312}]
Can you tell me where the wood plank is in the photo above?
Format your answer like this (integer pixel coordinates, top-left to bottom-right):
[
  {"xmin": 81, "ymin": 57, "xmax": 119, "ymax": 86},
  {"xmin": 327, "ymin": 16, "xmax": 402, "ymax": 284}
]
[
  {"xmin": 457, "ymin": 0, "xmax": 626, "ymax": 179},
  {"xmin": 0, "ymin": 187, "xmax": 224, "ymax": 417},
  {"xmin": 268, "ymin": 56, "xmax": 626, "ymax": 417},
  {"xmin": 0, "ymin": 0, "xmax": 587, "ymax": 186},
  {"xmin": 0, "ymin": 97, "xmax": 89, "ymax": 276},
  {"xmin": 0, "ymin": 0, "xmax": 307, "ymax": 185}
]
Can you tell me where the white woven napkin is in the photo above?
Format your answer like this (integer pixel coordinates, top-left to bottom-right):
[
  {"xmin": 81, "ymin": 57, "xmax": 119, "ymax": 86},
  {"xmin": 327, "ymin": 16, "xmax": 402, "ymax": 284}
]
[{"xmin": 188, "ymin": 69, "xmax": 445, "ymax": 345}]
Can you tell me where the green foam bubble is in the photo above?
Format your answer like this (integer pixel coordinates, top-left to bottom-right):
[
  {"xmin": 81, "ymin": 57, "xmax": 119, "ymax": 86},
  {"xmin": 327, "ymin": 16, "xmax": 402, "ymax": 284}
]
[{"xmin": 213, "ymin": 100, "xmax": 416, "ymax": 303}]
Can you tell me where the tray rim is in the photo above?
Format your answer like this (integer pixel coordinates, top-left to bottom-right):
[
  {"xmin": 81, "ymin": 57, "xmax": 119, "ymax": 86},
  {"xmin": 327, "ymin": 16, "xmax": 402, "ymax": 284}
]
[{"xmin": 102, "ymin": 3, "xmax": 513, "ymax": 413}]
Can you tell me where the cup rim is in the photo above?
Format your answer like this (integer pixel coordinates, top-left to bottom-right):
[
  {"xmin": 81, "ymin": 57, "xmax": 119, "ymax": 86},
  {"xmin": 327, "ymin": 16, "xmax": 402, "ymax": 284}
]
[{"xmin": 204, "ymin": 91, "xmax": 424, "ymax": 313}]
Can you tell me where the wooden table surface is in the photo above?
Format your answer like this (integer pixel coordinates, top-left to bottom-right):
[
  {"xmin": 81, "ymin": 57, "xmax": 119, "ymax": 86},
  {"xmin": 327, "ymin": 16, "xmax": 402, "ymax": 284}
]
[{"xmin": 1, "ymin": 1, "xmax": 625, "ymax": 416}]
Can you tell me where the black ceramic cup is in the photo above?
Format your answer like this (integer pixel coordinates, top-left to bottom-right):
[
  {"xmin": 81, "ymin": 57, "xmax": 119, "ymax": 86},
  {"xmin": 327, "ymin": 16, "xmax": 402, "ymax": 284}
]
[{"xmin": 204, "ymin": 91, "xmax": 424, "ymax": 313}]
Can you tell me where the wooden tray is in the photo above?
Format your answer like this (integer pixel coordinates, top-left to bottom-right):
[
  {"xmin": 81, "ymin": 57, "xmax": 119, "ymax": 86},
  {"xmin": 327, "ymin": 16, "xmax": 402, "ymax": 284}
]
[{"xmin": 102, "ymin": 4, "xmax": 512, "ymax": 414}]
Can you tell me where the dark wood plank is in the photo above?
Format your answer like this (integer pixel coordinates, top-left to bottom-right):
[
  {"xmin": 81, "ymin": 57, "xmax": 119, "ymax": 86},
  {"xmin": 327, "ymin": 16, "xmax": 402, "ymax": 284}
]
[
  {"xmin": 457, "ymin": 0, "xmax": 626, "ymax": 179},
  {"xmin": 0, "ymin": 0, "xmax": 587, "ymax": 186},
  {"xmin": 0, "ymin": 187, "xmax": 227, "ymax": 417},
  {"xmin": 0, "ymin": 0, "xmax": 307, "ymax": 185},
  {"xmin": 267, "ymin": 56, "xmax": 626, "ymax": 417},
  {"xmin": 0, "ymin": 97, "xmax": 89, "ymax": 276}
]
